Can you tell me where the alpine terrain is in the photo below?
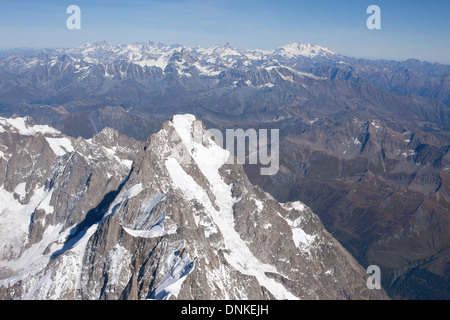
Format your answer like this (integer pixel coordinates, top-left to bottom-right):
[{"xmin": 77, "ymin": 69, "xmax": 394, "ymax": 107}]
[
  {"xmin": 0, "ymin": 114, "xmax": 388, "ymax": 300},
  {"xmin": 0, "ymin": 41, "xmax": 448, "ymax": 299}
]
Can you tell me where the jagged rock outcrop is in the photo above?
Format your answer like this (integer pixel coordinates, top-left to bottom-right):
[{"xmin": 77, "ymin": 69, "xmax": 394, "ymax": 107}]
[
  {"xmin": 0, "ymin": 115, "xmax": 140, "ymax": 279},
  {"xmin": 0, "ymin": 114, "xmax": 388, "ymax": 300}
]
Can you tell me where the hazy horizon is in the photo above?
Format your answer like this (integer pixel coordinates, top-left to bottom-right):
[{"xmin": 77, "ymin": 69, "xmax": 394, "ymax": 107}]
[{"xmin": 0, "ymin": 0, "xmax": 449, "ymax": 64}]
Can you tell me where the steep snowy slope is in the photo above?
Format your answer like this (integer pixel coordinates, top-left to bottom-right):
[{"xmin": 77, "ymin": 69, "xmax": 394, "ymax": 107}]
[{"xmin": 0, "ymin": 114, "xmax": 388, "ymax": 300}]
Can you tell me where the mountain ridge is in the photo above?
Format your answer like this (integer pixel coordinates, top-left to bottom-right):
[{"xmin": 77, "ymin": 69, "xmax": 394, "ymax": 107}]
[
  {"xmin": 0, "ymin": 40, "xmax": 448, "ymax": 300},
  {"xmin": 0, "ymin": 114, "xmax": 388, "ymax": 300}
]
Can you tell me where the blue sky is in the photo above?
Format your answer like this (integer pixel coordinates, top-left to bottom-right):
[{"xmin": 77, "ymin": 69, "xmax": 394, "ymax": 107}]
[{"xmin": 0, "ymin": 0, "xmax": 449, "ymax": 63}]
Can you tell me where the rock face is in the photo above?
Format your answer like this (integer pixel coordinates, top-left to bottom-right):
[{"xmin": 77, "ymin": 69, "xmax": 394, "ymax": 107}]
[
  {"xmin": 253, "ymin": 115, "xmax": 450, "ymax": 299},
  {"xmin": 1, "ymin": 41, "xmax": 448, "ymax": 300},
  {"xmin": 0, "ymin": 114, "xmax": 388, "ymax": 300}
]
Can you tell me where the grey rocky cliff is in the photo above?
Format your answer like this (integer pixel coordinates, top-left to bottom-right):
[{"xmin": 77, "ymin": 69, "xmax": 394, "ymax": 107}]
[{"xmin": 0, "ymin": 114, "xmax": 388, "ymax": 300}]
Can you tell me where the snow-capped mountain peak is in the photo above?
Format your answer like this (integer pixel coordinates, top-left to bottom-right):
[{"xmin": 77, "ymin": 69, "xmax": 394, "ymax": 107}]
[
  {"xmin": 0, "ymin": 41, "xmax": 343, "ymax": 86},
  {"xmin": 274, "ymin": 43, "xmax": 336, "ymax": 58},
  {"xmin": 0, "ymin": 114, "xmax": 388, "ymax": 300}
]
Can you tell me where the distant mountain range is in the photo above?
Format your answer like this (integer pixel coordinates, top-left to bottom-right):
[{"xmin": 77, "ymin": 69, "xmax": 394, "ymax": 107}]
[{"xmin": 0, "ymin": 41, "xmax": 449, "ymax": 299}]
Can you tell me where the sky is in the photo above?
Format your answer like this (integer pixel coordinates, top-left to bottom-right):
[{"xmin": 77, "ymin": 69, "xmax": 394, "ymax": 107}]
[{"xmin": 0, "ymin": 0, "xmax": 449, "ymax": 63}]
